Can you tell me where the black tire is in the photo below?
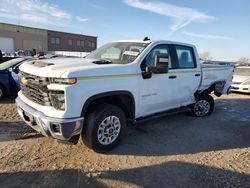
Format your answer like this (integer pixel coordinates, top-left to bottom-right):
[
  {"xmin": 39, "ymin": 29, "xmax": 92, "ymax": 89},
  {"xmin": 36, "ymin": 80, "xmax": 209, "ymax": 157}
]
[
  {"xmin": 0, "ymin": 85, "xmax": 5, "ymax": 100},
  {"xmin": 82, "ymin": 103, "xmax": 126, "ymax": 153},
  {"xmin": 190, "ymin": 95, "xmax": 214, "ymax": 117}
]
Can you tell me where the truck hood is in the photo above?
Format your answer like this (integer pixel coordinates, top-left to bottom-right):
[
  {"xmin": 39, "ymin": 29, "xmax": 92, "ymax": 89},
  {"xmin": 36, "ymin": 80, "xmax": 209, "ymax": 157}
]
[
  {"xmin": 19, "ymin": 57, "xmax": 135, "ymax": 78},
  {"xmin": 233, "ymin": 75, "xmax": 250, "ymax": 83}
]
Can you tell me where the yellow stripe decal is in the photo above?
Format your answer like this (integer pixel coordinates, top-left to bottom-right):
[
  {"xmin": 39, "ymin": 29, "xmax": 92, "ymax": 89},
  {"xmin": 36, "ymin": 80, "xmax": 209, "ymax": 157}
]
[
  {"xmin": 170, "ymin": 71, "xmax": 199, "ymax": 74},
  {"xmin": 77, "ymin": 69, "xmax": 224, "ymax": 81},
  {"xmin": 78, "ymin": 74, "xmax": 140, "ymax": 80},
  {"xmin": 203, "ymin": 69, "xmax": 225, "ymax": 72}
]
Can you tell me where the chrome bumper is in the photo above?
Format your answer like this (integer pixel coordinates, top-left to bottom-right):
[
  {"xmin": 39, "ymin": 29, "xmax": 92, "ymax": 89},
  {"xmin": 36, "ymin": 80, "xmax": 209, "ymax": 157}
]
[{"xmin": 16, "ymin": 97, "xmax": 84, "ymax": 141}]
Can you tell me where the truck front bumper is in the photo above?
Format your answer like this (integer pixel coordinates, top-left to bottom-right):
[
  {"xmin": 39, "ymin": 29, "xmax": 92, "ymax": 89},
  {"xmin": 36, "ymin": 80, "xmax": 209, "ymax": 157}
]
[{"xmin": 16, "ymin": 97, "xmax": 84, "ymax": 141}]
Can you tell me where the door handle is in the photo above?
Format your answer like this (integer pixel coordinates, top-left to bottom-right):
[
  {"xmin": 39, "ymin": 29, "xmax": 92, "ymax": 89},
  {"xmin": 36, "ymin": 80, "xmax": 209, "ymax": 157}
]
[
  {"xmin": 169, "ymin": 75, "xmax": 177, "ymax": 79},
  {"xmin": 195, "ymin": 73, "xmax": 201, "ymax": 77}
]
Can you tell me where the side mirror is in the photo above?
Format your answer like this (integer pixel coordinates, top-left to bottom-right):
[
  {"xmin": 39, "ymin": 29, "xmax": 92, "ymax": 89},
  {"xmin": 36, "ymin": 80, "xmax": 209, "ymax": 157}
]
[{"xmin": 147, "ymin": 55, "xmax": 169, "ymax": 74}]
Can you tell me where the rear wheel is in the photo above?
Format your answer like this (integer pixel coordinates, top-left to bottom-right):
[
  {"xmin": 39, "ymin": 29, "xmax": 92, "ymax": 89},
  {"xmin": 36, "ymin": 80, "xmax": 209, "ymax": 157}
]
[
  {"xmin": 190, "ymin": 95, "xmax": 214, "ymax": 117},
  {"xmin": 82, "ymin": 103, "xmax": 126, "ymax": 153},
  {"xmin": 0, "ymin": 85, "xmax": 5, "ymax": 100}
]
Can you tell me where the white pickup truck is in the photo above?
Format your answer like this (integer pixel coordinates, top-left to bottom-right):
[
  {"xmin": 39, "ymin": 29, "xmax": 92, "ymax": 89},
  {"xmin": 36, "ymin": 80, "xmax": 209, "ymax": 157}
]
[{"xmin": 16, "ymin": 39, "xmax": 233, "ymax": 152}]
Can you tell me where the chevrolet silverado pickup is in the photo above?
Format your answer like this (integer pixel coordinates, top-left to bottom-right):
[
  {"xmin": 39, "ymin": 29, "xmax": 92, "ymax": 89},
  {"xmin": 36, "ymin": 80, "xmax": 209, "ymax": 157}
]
[{"xmin": 16, "ymin": 40, "xmax": 234, "ymax": 152}]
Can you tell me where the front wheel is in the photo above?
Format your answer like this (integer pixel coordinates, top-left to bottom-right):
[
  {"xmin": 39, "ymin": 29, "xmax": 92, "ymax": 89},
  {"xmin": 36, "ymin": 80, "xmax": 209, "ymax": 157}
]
[
  {"xmin": 190, "ymin": 95, "xmax": 214, "ymax": 117},
  {"xmin": 82, "ymin": 103, "xmax": 126, "ymax": 153}
]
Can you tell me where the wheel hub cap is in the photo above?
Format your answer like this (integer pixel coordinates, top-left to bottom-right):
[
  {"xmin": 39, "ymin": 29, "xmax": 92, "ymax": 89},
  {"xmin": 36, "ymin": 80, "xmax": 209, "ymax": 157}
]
[
  {"xmin": 194, "ymin": 100, "xmax": 210, "ymax": 116},
  {"xmin": 97, "ymin": 116, "xmax": 121, "ymax": 145}
]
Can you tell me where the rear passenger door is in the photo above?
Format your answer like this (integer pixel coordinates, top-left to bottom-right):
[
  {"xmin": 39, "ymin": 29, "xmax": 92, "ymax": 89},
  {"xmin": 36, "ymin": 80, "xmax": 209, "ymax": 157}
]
[{"xmin": 169, "ymin": 45, "xmax": 200, "ymax": 105}]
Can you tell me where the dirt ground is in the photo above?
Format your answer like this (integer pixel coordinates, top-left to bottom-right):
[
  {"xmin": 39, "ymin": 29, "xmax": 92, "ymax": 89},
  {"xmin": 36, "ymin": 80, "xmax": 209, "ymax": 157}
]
[{"xmin": 0, "ymin": 93, "xmax": 250, "ymax": 188}]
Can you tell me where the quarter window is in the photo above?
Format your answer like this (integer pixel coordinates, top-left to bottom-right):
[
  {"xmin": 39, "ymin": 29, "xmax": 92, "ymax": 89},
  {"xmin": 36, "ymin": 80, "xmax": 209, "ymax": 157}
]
[{"xmin": 175, "ymin": 46, "xmax": 196, "ymax": 68}]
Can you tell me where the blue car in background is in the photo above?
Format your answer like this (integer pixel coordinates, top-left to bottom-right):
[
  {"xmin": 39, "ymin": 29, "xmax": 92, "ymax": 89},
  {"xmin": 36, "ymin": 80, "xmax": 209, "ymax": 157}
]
[{"xmin": 0, "ymin": 58, "xmax": 31, "ymax": 100}]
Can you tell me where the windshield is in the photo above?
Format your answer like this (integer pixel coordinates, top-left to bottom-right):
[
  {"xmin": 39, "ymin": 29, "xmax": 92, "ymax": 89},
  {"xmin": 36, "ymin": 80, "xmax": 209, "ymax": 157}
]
[
  {"xmin": 86, "ymin": 42, "xmax": 149, "ymax": 64},
  {"xmin": 234, "ymin": 67, "xmax": 250, "ymax": 76},
  {"xmin": 0, "ymin": 58, "xmax": 25, "ymax": 70}
]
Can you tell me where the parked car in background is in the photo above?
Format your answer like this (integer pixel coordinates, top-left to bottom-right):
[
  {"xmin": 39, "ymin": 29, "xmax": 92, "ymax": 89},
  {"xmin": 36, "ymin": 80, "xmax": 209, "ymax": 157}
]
[
  {"xmin": 231, "ymin": 67, "xmax": 250, "ymax": 93},
  {"xmin": 0, "ymin": 58, "xmax": 32, "ymax": 99},
  {"xmin": 0, "ymin": 56, "xmax": 17, "ymax": 64},
  {"xmin": 0, "ymin": 54, "xmax": 70, "ymax": 99}
]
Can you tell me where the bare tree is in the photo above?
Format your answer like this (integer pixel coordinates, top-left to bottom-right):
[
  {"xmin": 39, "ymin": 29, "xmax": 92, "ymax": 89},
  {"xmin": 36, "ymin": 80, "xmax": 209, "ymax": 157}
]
[
  {"xmin": 199, "ymin": 52, "xmax": 213, "ymax": 61},
  {"xmin": 237, "ymin": 57, "xmax": 249, "ymax": 66}
]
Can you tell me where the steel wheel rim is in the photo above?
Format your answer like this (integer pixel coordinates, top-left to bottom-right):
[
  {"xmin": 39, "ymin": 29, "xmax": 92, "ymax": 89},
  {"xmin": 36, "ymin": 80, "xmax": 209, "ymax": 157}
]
[
  {"xmin": 194, "ymin": 100, "xmax": 210, "ymax": 116},
  {"xmin": 97, "ymin": 116, "xmax": 121, "ymax": 145}
]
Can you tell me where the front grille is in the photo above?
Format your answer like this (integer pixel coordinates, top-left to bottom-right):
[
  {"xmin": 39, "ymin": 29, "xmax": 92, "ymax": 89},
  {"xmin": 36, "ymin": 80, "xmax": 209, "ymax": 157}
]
[{"xmin": 20, "ymin": 71, "xmax": 52, "ymax": 106}]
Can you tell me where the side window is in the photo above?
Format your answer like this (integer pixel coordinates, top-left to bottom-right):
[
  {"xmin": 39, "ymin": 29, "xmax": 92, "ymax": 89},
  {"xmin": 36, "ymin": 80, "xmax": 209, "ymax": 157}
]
[
  {"xmin": 141, "ymin": 44, "xmax": 171, "ymax": 70},
  {"xmin": 175, "ymin": 46, "xmax": 196, "ymax": 68}
]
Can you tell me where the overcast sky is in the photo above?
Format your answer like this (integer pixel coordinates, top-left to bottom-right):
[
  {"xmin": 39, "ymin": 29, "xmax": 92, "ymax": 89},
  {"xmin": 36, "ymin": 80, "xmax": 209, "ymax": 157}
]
[{"xmin": 0, "ymin": 0, "xmax": 249, "ymax": 61}]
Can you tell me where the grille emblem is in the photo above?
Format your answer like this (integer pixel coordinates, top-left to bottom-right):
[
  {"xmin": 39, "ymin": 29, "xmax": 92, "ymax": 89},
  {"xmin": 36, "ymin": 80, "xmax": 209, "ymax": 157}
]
[{"xmin": 21, "ymin": 77, "xmax": 28, "ymax": 85}]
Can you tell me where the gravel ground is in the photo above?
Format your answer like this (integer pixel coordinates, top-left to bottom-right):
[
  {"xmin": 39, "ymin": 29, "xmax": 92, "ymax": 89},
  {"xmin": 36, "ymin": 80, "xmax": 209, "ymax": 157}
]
[{"xmin": 0, "ymin": 93, "xmax": 250, "ymax": 188}]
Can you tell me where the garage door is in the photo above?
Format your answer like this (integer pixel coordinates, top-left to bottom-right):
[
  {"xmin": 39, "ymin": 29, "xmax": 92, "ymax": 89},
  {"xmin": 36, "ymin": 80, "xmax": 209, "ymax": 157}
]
[{"xmin": 0, "ymin": 37, "xmax": 14, "ymax": 52}]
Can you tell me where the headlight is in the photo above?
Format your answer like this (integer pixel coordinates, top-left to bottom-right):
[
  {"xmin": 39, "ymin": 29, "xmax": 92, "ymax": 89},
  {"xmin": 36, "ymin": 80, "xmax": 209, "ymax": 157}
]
[
  {"xmin": 50, "ymin": 91, "xmax": 65, "ymax": 110},
  {"xmin": 242, "ymin": 80, "xmax": 250, "ymax": 85},
  {"xmin": 50, "ymin": 78, "xmax": 77, "ymax": 84}
]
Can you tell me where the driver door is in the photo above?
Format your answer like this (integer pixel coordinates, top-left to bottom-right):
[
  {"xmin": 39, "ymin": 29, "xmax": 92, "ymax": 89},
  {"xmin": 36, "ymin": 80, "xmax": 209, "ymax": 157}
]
[{"xmin": 138, "ymin": 44, "xmax": 180, "ymax": 116}]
